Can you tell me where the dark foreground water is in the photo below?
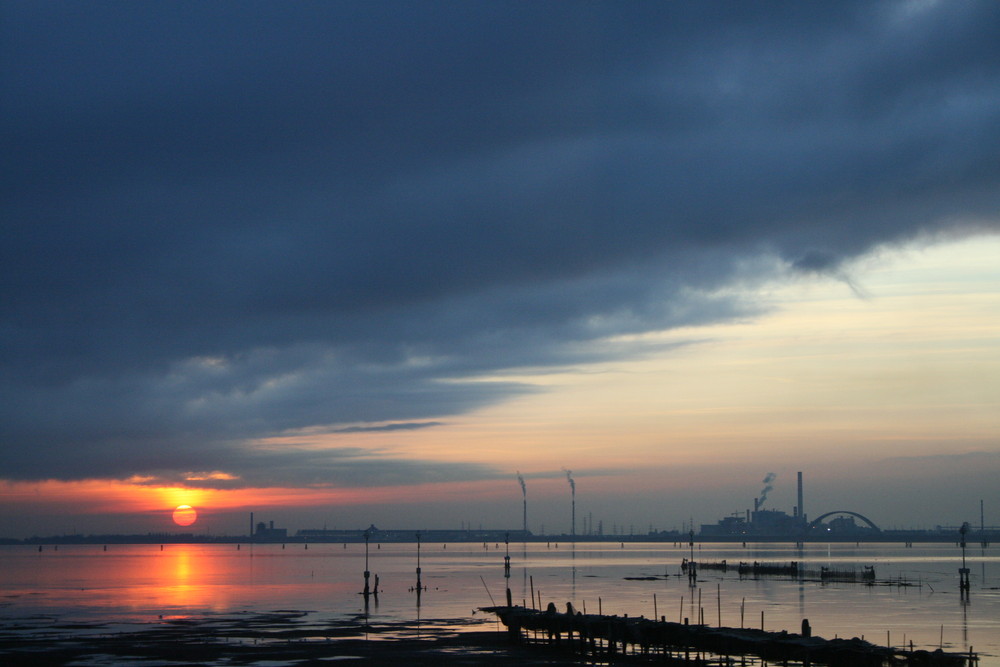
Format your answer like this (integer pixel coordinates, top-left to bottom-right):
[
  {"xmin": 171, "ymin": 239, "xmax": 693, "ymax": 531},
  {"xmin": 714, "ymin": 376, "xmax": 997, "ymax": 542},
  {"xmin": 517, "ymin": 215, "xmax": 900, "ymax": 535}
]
[{"xmin": 1, "ymin": 541, "xmax": 997, "ymax": 664}]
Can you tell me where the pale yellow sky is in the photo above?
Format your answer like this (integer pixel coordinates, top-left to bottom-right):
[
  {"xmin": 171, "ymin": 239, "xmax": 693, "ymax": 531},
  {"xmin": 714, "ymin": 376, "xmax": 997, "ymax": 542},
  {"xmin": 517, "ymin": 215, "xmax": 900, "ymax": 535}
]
[{"xmin": 375, "ymin": 234, "xmax": 1000, "ymax": 470}]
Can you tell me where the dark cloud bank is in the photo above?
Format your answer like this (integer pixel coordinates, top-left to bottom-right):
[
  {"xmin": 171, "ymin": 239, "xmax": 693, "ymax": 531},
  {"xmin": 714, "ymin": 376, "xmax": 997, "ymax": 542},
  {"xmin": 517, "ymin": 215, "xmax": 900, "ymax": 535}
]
[{"xmin": 3, "ymin": 1, "xmax": 999, "ymax": 490}]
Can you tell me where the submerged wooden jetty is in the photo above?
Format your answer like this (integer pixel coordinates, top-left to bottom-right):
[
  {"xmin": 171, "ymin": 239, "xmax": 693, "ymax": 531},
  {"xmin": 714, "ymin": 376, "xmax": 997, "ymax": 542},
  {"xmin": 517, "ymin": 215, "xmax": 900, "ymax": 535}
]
[
  {"xmin": 480, "ymin": 603, "xmax": 977, "ymax": 666},
  {"xmin": 683, "ymin": 559, "xmax": 882, "ymax": 584}
]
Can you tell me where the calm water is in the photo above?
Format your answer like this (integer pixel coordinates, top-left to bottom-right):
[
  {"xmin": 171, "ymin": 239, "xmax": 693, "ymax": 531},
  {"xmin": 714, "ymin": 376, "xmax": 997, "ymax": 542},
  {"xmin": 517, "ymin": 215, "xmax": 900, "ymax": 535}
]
[{"xmin": 2, "ymin": 541, "xmax": 998, "ymax": 664}]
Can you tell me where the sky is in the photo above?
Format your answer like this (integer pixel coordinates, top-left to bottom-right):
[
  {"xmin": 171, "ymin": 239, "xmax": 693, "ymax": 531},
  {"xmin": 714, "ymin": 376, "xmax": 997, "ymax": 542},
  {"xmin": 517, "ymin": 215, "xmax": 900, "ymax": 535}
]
[{"xmin": 2, "ymin": 1, "xmax": 999, "ymax": 539}]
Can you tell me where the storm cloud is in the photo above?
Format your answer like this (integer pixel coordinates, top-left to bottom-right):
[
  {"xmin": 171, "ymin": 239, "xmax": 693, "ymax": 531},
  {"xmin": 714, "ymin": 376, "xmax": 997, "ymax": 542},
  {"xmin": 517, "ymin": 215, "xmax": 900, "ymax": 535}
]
[{"xmin": 3, "ymin": 1, "xmax": 999, "ymax": 487}]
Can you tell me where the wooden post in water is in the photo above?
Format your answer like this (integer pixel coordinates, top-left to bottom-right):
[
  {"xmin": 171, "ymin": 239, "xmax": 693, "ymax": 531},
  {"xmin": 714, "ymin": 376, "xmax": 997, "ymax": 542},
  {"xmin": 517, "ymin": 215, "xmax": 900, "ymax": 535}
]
[
  {"xmin": 363, "ymin": 529, "xmax": 371, "ymax": 599},
  {"xmin": 415, "ymin": 531, "xmax": 422, "ymax": 603},
  {"xmin": 717, "ymin": 583, "xmax": 721, "ymax": 627},
  {"xmin": 503, "ymin": 532, "xmax": 510, "ymax": 580},
  {"xmin": 959, "ymin": 522, "xmax": 971, "ymax": 596},
  {"xmin": 687, "ymin": 529, "xmax": 697, "ymax": 585}
]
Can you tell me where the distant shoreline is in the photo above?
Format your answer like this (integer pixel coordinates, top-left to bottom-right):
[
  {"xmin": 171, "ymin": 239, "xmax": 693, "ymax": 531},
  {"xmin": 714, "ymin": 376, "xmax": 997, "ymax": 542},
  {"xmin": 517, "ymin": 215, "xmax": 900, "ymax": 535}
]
[{"xmin": 2, "ymin": 531, "xmax": 989, "ymax": 545}]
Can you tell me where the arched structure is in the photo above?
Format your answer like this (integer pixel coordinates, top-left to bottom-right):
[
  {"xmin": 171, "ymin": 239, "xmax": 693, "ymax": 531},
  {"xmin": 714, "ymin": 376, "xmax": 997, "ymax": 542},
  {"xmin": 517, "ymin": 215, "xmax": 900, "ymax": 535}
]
[{"xmin": 807, "ymin": 511, "xmax": 881, "ymax": 532}]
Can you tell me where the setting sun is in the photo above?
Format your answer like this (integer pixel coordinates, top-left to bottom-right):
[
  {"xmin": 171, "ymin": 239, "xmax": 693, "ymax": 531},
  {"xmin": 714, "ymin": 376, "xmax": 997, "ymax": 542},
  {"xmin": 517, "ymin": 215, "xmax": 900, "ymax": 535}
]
[{"xmin": 172, "ymin": 505, "xmax": 197, "ymax": 527}]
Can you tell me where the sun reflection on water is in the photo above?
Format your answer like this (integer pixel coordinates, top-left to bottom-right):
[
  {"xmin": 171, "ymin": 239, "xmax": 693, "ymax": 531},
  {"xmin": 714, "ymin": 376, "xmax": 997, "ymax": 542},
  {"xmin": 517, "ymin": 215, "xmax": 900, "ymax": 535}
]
[{"xmin": 1, "ymin": 542, "xmax": 998, "ymax": 664}]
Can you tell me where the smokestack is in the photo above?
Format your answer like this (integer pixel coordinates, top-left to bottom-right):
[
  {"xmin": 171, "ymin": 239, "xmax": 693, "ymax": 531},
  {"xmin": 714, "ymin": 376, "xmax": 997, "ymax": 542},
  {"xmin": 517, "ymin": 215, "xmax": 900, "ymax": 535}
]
[
  {"xmin": 517, "ymin": 472, "xmax": 527, "ymax": 533},
  {"xmin": 797, "ymin": 471, "xmax": 804, "ymax": 525},
  {"xmin": 565, "ymin": 469, "xmax": 576, "ymax": 539}
]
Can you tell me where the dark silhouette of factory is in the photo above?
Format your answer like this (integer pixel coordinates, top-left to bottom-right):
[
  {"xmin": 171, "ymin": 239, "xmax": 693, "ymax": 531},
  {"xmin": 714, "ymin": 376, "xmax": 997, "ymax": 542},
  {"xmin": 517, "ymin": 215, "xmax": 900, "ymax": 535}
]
[
  {"xmin": 255, "ymin": 520, "xmax": 288, "ymax": 540},
  {"xmin": 700, "ymin": 471, "xmax": 880, "ymax": 538}
]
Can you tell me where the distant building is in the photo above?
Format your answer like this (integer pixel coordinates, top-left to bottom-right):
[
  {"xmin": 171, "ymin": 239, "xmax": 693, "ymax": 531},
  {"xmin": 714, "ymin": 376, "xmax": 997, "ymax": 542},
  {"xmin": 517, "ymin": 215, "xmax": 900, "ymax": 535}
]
[
  {"xmin": 700, "ymin": 509, "xmax": 802, "ymax": 537},
  {"xmin": 750, "ymin": 509, "xmax": 800, "ymax": 535},
  {"xmin": 255, "ymin": 521, "xmax": 287, "ymax": 540},
  {"xmin": 820, "ymin": 515, "xmax": 875, "ymax": 535},
  {"xmin": 700, "ymin": 515, "xmax": 749, "ymax": 537}
]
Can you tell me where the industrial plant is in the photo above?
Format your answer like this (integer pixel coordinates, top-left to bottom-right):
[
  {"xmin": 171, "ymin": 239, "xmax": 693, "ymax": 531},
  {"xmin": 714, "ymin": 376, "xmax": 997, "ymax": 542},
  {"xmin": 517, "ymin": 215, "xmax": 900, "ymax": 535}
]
[{"xmin": 698, "ymin": 471, "xmax": 882, "ymax": 539}]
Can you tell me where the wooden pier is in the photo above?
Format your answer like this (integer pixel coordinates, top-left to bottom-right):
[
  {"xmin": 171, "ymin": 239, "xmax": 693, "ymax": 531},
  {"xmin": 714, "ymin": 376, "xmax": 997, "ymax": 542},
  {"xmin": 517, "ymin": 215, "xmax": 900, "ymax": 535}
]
[
  {"xmin": 480, "ymin": 603, "xmax": 977, "ymax": 666},
  {"xmin": 684, "ymin": 560, "xmax": 885, "ymax": 584}
]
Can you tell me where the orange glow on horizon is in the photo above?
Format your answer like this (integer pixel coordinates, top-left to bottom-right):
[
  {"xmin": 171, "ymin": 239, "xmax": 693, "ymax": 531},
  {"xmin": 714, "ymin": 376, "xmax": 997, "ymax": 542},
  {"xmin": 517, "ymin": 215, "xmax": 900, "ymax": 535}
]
[{"xmin": 0, "ymin": 476, "xmax": 530, "ymax": 520}]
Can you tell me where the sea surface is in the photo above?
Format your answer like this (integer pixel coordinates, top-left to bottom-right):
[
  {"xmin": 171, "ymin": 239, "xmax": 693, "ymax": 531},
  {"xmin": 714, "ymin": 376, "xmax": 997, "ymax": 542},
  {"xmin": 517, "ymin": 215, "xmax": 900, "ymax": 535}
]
[{"xmin": 1, "ymin": 540, "xmax": 998, "ymax": 664}]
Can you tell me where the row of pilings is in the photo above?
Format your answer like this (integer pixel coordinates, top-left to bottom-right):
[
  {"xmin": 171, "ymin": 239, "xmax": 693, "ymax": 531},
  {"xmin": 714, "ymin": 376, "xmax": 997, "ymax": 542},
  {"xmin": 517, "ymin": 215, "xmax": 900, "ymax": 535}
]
[
  {"xmin": 480, "ymin": 603, "xmax": 978, "ymax": 667},
  {"xmin": 683, "ymin": 559, "xmax": 879, "ymax": 583}
]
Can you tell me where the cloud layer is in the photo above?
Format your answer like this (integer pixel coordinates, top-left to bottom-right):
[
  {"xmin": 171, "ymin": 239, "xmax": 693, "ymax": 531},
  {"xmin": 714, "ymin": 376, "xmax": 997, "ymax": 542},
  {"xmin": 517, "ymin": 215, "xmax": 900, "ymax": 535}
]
[{"xmin": 3, "ymin": 1, "xmax": 999, "ymax": 488}]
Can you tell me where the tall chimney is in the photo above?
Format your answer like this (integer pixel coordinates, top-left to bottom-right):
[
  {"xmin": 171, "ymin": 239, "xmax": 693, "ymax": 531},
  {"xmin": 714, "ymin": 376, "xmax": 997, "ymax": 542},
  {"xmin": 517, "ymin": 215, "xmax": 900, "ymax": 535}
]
[{"xmin": 797, "ymin": 472, "xmax": 804, "ymax": 525}]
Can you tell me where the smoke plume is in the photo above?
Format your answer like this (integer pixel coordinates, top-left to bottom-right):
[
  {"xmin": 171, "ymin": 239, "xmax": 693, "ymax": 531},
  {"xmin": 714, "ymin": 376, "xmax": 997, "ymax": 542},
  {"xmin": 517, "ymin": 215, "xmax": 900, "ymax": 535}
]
[
  {"xmin": 565, "ymin": 469, "xmax": 575, "ymax": 493},
  {"xmin": 517, "ymin": 471, "xmax": 526, "ymax": 497},
  {"xmin": 759, "ymin": 472, "xmax": 776, "ymax": 506}
]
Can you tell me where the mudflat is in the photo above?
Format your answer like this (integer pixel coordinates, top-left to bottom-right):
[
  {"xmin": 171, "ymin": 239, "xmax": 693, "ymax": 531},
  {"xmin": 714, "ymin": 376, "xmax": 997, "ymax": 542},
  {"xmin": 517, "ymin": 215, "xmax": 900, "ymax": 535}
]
[{"xmin": 0, "ymin": 610, "xmax": 587, "ymax": 665}]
